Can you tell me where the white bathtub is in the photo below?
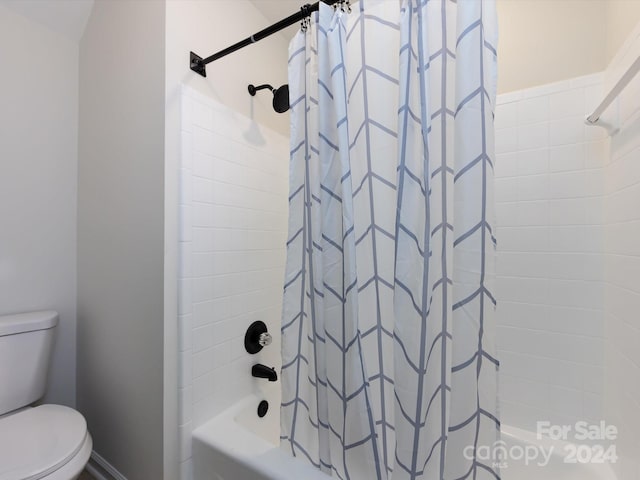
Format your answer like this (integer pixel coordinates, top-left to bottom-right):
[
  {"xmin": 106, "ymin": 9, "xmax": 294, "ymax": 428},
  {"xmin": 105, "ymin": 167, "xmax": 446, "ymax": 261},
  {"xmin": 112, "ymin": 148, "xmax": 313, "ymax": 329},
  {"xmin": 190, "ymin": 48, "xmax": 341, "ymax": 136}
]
[
  {"xmin": 193, "ymin": 397, "xmax": 618, "ymax": 480},
  {"xmin": 501, "ymin": 425, "xmax": 618, "ymax": 480},
  {"xmin": 192, "ymin": 394, "xmax": 330, "ymax": 480}
]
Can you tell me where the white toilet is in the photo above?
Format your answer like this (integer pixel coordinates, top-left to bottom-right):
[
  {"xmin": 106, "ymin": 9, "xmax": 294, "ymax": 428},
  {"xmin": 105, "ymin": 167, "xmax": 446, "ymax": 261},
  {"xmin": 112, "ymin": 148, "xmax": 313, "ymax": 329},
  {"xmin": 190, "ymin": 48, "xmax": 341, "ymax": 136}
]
[{"xmin": 0, "ymin": 311, "xmax": 92, "ymax": 480}]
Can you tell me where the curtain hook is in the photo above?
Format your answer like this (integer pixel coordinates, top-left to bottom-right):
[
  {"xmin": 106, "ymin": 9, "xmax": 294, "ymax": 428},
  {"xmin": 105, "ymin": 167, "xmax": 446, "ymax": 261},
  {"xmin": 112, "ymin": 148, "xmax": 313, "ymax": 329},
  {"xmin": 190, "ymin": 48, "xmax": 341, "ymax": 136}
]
[
  {"xmin": 300, "ymin": 4, "xmax": 312, "ymax": 31},
  {"xmin": 337, "ymin": 1, "xmax": 351, "ymax": 13}
]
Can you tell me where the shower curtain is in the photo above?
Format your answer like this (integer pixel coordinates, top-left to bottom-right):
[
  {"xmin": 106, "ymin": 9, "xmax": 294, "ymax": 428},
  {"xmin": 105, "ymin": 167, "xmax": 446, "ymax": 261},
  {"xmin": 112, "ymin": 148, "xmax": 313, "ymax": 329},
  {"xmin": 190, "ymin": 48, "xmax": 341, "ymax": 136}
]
[{"xmin": 281, "ymin": 1, "xmax": 499, "ymax": 479}]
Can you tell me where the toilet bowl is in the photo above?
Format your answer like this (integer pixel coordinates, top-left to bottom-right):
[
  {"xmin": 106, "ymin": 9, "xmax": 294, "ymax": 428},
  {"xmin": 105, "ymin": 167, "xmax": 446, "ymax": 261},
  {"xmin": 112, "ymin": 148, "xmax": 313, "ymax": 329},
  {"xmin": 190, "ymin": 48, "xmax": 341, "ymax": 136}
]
[
  {"xmin": 0, "ymin": 311, "xmax": 92, "ymax": 480},
  {"xmin": 0, "ymin": 405, "xmax": 93, "ymax": 480}
]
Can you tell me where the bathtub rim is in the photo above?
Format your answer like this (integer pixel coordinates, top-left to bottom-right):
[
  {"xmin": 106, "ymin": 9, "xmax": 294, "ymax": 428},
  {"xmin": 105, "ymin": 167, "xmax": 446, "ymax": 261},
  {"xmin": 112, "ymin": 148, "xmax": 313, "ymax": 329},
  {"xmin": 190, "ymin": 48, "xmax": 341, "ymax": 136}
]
[
  {"xmin": 193, "ymin": 402, "xmax": 618, "ymax": 480},
  {"xmin": 192, "ymin": 394, "xmax": 330, "ymax": 480},
  {"xmin": 501, "ymin": 423, "xmax": 618, "ymax": 479}
]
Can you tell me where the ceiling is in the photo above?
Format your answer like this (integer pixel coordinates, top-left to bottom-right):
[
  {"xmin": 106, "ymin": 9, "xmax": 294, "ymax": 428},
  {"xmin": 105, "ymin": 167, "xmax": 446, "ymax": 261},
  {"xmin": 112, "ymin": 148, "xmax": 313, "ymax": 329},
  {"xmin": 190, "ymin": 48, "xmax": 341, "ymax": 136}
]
[
  {"xmin": 0, "ymin": 0, "xmax": 93, "ymax": 43},
  {"xmin": 0, "ymin": 0, "xmax": 303, "ymax": 45}
]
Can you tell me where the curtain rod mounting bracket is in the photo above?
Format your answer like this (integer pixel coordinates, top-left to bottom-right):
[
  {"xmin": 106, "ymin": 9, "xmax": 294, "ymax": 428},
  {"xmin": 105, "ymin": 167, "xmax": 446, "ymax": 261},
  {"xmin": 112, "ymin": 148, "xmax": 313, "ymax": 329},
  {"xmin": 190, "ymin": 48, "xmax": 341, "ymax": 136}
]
[{"xmin": 190, "ymin": 51, "xmax": 206, "ymax": 78}]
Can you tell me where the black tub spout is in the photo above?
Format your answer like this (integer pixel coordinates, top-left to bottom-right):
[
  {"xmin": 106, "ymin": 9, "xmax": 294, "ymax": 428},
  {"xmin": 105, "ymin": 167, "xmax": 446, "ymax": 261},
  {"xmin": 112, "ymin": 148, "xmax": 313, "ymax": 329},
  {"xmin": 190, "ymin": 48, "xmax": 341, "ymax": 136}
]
[{"xmin": 252, "ymin": 364, "xmax": 278, "ymax": 382}]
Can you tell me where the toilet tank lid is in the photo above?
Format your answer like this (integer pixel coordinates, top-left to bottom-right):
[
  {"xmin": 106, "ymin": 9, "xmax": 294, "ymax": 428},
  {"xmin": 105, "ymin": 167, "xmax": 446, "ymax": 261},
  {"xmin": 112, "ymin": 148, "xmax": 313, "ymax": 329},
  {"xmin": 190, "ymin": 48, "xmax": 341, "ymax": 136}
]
[{"xmin": 0, "ymin": 311, "xmax": 58, "ymax": 337}]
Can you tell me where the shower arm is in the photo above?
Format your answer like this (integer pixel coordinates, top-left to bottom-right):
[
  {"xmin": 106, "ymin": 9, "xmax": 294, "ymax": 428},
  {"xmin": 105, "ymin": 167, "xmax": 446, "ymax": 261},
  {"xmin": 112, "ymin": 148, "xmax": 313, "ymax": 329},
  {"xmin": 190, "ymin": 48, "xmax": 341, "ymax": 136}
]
[
  {"xmin": 189, "ymin": 0, "xmax": 343, "ymax": 78},
  {"xmin": 248, "ymin": 84, "xmax": 274, "ymax": 96}
]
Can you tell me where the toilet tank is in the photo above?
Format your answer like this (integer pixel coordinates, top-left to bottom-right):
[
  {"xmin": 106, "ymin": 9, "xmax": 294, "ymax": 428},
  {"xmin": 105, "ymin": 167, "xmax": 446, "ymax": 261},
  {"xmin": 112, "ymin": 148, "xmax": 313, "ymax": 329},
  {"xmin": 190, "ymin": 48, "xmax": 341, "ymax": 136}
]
[{"xmin": 0, "ymin": 311, "xmax": 58, "ymax": 416}]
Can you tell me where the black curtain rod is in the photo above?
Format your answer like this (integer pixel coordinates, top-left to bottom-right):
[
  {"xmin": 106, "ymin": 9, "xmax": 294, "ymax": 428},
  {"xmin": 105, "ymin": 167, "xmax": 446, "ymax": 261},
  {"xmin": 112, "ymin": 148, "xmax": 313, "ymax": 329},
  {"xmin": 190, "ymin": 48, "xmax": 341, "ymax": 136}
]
[{"xmin": 190, "ymin": 1, "xmax": 341, "ymax": 77}]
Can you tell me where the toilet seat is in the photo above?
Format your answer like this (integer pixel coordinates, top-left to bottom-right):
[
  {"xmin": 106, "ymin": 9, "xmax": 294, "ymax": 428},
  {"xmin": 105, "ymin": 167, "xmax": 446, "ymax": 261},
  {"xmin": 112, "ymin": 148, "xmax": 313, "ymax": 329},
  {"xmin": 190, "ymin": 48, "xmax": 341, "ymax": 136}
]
[{"xmin": 0, "ymin": 405, "xmax": 88, "ymax": 480}]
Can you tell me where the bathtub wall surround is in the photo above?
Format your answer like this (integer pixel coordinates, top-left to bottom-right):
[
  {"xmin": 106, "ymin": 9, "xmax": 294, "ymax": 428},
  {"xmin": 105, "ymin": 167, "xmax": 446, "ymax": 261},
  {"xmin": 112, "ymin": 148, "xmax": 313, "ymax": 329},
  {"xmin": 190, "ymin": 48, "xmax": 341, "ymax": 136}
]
[
  {"xmin": 494, "ymin": 72, "xmax": 607, "ymax": 432},
  {"xmin": 602, "ymin": 22, "xmax": 640, "ymax": 480},
  {"xmin": 165, "ymin": 3, "xmax": 291, "ymax": 479},
  {"xmin": 178, "ymin": 86, "xmax": 289, "ymax": 479}
]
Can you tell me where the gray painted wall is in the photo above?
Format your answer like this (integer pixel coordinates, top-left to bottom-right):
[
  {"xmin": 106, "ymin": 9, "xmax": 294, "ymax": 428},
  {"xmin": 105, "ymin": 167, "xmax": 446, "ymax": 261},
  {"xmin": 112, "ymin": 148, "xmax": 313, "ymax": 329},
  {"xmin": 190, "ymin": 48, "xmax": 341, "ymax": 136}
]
[
  {"xmin": 77, "ymin": 1, "xmax": 167, "ymax": 478},
  {"xmin": 0, "ymin": 4, "xmax": 78, "ymax": 409}
]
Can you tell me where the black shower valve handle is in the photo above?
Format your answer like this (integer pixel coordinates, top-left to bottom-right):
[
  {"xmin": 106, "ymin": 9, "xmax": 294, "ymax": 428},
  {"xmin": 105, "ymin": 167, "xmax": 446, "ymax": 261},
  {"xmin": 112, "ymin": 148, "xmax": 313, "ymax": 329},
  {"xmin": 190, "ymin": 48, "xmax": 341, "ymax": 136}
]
[{"xmin": 245, "ymin": 320, "xmax": 272, "ymax": 354}]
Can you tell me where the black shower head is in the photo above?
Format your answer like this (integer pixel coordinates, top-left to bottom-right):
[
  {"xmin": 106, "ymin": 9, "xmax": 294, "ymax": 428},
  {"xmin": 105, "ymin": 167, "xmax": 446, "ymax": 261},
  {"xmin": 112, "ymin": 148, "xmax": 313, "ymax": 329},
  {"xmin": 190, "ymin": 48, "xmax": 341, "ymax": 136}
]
[
  {"xmin": 248, "ymin": 83, "xmax": 290, "ymax": 113},
  {"xmin": 272, "ymin": 85, "xmax": 290, "ymax": 113}
]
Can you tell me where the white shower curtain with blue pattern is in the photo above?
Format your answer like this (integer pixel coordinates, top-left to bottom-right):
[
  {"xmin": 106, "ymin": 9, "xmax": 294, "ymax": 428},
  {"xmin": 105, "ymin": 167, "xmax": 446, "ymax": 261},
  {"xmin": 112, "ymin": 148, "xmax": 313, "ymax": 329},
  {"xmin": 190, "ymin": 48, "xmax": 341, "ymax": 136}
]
[{"xmin": 281, "ymin": 1, "xmax": 500, "ymax": 479}]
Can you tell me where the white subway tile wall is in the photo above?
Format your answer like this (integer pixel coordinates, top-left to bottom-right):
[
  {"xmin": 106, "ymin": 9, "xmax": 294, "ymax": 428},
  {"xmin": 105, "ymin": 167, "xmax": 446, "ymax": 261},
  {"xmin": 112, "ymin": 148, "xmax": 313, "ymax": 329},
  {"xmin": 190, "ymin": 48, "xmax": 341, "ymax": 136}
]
[
  {"xmin": 496, "ymin": 39, "xmax": 640, "ymax": 478},
  {"xmin": 603, "ymin": 27, "xmax": 640, "ymax": 480},
  {"xmin": 495, "ymin": 73, "xmax": 607, "ymax": 432},
  {"xmin": 178, "ymin": 87, "xmax": 289, "ymax": 478}
]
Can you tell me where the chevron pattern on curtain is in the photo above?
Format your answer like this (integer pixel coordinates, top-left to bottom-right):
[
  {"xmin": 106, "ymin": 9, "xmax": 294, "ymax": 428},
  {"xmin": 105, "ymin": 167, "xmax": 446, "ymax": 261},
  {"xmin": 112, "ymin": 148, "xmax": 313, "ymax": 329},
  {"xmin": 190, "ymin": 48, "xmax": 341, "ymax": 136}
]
[{"xmin": 280, "ymin": 1, "xmax": 500, "ymax": 479}]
